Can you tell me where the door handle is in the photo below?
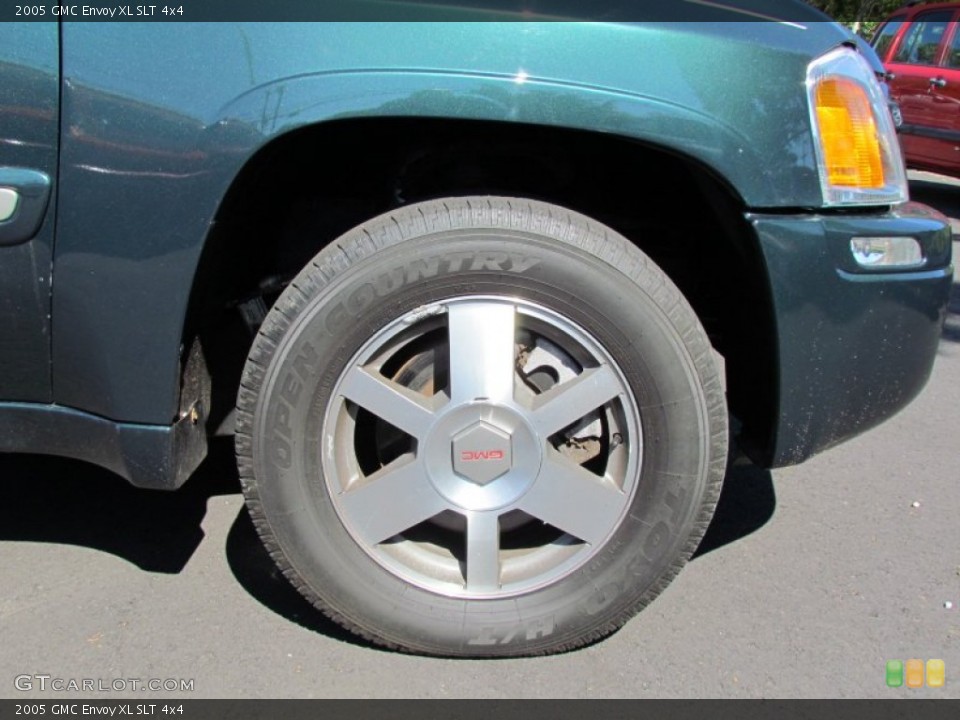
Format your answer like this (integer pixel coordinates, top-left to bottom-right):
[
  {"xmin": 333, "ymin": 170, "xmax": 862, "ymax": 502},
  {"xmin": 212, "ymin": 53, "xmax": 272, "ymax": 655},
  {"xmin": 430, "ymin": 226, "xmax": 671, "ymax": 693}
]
[
  {"xmin": 0, "ymin": 168, "xmax": 51, "ymax": 247},
  {"xmin": 929, "ymin": 77, "xmax": 947, "ymax": 88}
]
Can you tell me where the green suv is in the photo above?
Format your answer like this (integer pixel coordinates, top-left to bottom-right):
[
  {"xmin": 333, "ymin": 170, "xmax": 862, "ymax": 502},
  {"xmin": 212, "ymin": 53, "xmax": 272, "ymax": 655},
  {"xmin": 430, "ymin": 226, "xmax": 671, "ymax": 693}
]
[{"xmin": 0, "ymin": 5, "xmax": 952, "ymax": 656}]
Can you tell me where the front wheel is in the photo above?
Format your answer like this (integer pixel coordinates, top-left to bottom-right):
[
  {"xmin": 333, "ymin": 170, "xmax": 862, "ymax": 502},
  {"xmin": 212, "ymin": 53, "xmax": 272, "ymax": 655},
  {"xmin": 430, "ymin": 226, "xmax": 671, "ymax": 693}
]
[{"xmin": 236, "ymin": 197, "xmax": 727, "ymax": 656}]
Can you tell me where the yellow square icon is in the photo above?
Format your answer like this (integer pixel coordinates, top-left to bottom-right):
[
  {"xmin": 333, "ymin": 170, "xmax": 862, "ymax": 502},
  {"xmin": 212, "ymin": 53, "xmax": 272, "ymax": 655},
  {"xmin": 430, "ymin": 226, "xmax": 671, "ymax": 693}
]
[
  {"xmin": 927, "ymin": 659, "xmax": 945, "ymax": 688},
  {"xmin": 906, "ymin": 659, "xmax": 924, "ymax": 688}
]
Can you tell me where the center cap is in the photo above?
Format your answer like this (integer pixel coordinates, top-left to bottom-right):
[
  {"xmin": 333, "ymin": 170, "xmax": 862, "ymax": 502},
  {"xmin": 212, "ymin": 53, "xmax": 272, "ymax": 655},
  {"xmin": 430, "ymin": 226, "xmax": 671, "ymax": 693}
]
[
  {"xmin": 423, "ymin": 403, "xmax": 542, "ymax": 512},
  {"xmin": 452, "ymin": 422, "xmax": 513, "ymax": 485}
]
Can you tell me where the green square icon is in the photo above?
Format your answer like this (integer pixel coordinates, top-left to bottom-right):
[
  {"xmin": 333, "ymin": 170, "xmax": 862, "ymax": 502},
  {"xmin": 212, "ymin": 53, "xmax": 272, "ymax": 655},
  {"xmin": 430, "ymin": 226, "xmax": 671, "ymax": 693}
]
[{"xmin": 886, "ymin": 660, "xmax": 904, "ymax": 687}]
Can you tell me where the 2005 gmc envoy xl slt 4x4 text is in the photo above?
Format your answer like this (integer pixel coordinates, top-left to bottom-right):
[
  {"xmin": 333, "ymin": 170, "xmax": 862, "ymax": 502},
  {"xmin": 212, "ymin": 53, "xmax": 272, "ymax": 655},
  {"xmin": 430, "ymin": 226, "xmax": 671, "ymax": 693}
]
[{"xmin": 0, "ymin": 2, "xmax": 952, "ymax": 656}]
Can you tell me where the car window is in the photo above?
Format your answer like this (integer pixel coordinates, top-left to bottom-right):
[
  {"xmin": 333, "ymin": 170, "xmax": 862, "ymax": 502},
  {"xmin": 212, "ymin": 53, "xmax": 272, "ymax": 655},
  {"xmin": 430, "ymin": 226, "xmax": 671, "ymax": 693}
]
[
  {"xmin": 893, "ymin": 11, "xmax": 953, "ymax": 65},
  {"xmin": 871, "ymin": 18, "xmax": 905, "ymax": 60},
  {"xmin": 947, "ymin": 23, "xmax": 960, "ymax": 68}
]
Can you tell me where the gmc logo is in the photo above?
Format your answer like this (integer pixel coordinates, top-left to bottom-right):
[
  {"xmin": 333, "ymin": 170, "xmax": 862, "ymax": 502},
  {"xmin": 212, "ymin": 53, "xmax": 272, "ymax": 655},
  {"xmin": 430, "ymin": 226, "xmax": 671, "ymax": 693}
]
[{"xmin": 460, "ymin": 450, "xmax": 505, "ymax": 462}]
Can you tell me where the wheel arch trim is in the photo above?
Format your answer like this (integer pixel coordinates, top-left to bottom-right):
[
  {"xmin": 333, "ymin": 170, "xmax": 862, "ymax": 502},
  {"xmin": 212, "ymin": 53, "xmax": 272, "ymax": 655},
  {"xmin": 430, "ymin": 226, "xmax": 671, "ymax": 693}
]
[{"xmin": 209, "ymin": 68, "xmax": 758, "ymax": 205}]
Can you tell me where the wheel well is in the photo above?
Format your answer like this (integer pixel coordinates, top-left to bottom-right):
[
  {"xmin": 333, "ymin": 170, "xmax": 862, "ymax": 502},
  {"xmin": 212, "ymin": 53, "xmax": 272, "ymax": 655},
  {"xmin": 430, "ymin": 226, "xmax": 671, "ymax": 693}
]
[{"xmin": 187, "ymin": 117, "xmax": 778, "ymax": 463}]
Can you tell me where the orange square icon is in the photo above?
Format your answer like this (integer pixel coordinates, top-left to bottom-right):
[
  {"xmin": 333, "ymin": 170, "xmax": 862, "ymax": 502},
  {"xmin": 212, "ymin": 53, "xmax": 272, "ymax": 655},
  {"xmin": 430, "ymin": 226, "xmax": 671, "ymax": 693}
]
[
  {"xmin": 927, "ymin": 659, "xmax": 945, "ymax": 688},
  {"xmin": 905, "ymin": 659, "xmax": 924, "ymax": 688}
]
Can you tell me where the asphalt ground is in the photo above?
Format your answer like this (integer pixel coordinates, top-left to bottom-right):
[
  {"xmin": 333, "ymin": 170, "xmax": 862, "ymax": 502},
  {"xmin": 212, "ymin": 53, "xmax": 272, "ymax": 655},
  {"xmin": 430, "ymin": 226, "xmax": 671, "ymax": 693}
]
[{"xmin": 1, "ymin": 172, "xmax": 958, "ymax": 699}]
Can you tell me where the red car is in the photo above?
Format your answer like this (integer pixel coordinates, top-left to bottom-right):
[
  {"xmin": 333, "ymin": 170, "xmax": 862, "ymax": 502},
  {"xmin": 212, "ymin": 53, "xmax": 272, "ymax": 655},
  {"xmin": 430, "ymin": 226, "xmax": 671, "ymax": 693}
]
[{"xmin": 872, "ymin": 3, "xmax": 960, "ymax": 176}]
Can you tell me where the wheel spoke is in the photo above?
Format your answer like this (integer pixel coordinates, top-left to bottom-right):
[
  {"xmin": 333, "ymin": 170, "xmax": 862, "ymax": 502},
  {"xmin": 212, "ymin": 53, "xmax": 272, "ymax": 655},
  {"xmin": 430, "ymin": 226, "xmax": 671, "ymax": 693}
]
[
  {"xmin": 339, "ymin": 366, "xmax": 436, "ymax": 440},
  {"xmin": 448, "ymin": 302, "xmax": 516, "ymax": 404},
  {"xmin": 530, "ymin": 365, "xmax": 621, "ymax": 436},
  {"xmin": 519, "ymin": 452, "xmax": 625, "ymax": 545},
  {"xmin": 464, "ymin": 511, "xmax": 501, "ymax": 591},
  {"xmin": 337, "ymin": 457, "xmax": 447, "ymax": 545}
]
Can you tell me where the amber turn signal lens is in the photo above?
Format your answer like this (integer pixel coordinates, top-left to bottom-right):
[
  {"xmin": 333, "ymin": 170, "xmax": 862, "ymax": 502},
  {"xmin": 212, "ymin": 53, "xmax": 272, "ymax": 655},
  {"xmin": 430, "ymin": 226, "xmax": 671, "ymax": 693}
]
[{"xmin": 815, "ymin": 77, "xmax": 884, "ymax": 189}]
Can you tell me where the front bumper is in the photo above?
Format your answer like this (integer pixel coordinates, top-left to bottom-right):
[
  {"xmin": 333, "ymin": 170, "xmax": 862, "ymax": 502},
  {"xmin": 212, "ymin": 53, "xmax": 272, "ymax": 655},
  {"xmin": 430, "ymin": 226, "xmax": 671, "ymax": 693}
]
[{"xmin": 750, "ymin": 202, "xmax": 952, "ymax": 467}]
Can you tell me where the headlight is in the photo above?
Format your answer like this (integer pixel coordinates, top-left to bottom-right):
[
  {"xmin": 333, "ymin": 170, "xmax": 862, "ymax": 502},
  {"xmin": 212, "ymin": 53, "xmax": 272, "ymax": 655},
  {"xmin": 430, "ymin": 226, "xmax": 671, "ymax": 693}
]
[{"xmin": 807, "ymin": 46, "xmax": 908, "ymax": 207}]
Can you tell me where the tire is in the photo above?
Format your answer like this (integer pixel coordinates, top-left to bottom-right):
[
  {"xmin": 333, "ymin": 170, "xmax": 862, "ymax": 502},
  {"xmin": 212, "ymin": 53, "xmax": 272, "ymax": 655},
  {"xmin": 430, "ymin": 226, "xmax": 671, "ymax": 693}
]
[{"xmin": 235, "ymin": 197, "xmax": 727, "ymax": 657}]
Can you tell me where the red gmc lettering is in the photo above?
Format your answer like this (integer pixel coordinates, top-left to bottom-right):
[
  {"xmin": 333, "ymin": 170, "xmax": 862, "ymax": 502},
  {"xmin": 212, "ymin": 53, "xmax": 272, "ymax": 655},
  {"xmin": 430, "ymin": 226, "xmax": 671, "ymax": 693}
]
[{"xmin": 460, "ymin": 450, "xmax": 505, "ymax": 461}]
